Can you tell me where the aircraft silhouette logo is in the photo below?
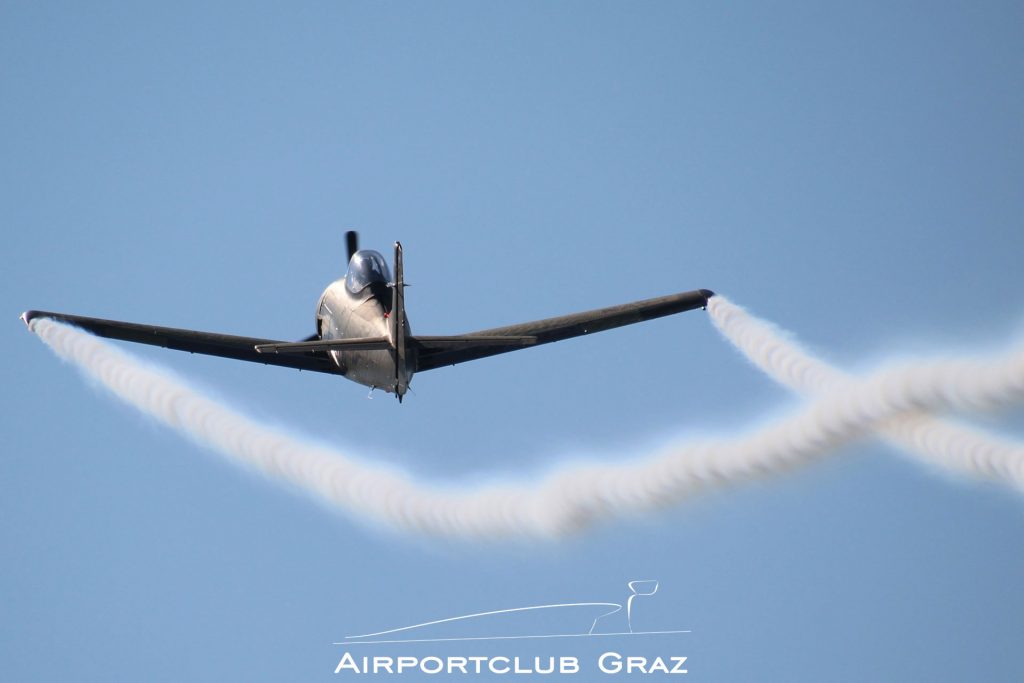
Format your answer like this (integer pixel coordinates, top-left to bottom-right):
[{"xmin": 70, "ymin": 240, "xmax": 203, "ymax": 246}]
[{"xmin": 337, "ymin": 580, "xmax": 689, "ymax": 646}]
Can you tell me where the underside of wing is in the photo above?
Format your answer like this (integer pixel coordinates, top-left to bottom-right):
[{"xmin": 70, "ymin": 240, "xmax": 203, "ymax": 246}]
[
  {"xmin": 412, "ymin": 288, "xmax": 713, "ymax": 372},
  {"xmin": 22, "ymin": 310, "xmax": 344, "ymax": 376}
]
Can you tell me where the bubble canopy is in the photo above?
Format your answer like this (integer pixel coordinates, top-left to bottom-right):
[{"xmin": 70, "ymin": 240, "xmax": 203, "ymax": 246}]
[{"xmin": 345, "ymin": 250, "xmax": 392, "ymax": 293}]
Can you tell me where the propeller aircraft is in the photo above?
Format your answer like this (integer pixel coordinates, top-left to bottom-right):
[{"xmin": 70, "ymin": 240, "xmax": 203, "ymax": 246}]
[{"xmin": 22, "ymin": 232, "xmax": 713, "ymax": 402}]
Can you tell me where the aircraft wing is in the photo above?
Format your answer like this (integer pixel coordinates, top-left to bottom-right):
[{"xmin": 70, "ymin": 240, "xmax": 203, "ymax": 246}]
[
  {"xmin": 21, "ymin": 310, "xmax": 345, "ymax": 376},
  {"xmin": 411, "ymin": 288, "xmax": 713, "ymax": 372}
]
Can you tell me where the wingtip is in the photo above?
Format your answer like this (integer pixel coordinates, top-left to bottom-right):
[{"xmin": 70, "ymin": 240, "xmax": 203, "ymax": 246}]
[
  {"xmin": 696, "ymin": 289, "xmax": 715, "ymax": 311},
  {"xmin": 20, "ymin": 310, "xmax": 39, "ymax": 328}
]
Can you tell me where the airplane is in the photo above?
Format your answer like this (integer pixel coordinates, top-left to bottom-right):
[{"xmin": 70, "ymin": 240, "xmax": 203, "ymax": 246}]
[{"xmin": 22, "ymin": 232, "xmax": 713, "ymax": 402}]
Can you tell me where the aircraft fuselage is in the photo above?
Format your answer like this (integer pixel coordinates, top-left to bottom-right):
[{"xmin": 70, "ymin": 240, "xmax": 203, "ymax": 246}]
[{"xmin": 316, "ymin": 253, "xmax": 413, "ymax": 397}]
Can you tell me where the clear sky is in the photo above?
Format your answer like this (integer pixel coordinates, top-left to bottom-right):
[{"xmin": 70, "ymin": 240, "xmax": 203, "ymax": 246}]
[{"xmin": 3, "ymin": 1, "xmax": 1023, "ymax": 680}]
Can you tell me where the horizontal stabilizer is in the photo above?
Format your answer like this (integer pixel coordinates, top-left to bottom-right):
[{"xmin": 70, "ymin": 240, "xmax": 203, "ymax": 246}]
[
  {"xmin": 256, "ymin": 335, "xmax": 536, "ymax": 355},
  {"xmin": 255, "ymin": 337, "xmax": 391, "ymax": 354}
]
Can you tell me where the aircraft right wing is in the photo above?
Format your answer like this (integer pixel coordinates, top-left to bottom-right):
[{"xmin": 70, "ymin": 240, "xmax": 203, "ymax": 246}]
[{"xmin": 411, "ymin": 288, "xmax": 713, "ymax": 372}]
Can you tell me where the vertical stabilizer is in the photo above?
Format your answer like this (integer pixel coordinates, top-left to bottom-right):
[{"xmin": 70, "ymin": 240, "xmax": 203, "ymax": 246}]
[{"xmin": 391, "ymin": 242, "xmax": 408, "ymax": 400}]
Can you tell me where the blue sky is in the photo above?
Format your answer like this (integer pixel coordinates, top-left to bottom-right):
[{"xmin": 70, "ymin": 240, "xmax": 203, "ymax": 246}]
[{"xmin": 3, "ymin": 2, "xmax": 1023, "ymax": 680}]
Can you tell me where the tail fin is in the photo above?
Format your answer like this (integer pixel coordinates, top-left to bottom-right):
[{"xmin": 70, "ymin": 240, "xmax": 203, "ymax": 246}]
[{"xmin": 391, "ymin": 242, "xmax": 409, "ymax": 399}]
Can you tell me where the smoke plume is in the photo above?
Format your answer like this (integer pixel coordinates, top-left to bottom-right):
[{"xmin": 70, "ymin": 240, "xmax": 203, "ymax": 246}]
[
  {"xmin": 707, "ymin": 297, "xmax": 1024, "ymax": 487},
  {"xmin": 28, "ymin": 295, "xmax": 1024, "ymax": 539}
]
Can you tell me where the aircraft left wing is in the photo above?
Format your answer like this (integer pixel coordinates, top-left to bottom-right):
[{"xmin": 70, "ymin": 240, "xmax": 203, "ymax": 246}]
[
  {"xmin": 412, "ymin": 288, "xmax": 713, "ymax": 372},
  {"xmin": 21, "ymin": 310, "xmax": 345, "ymax": 376}
]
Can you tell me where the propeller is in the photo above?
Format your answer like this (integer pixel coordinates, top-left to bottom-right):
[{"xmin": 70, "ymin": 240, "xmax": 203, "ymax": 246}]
[{"xmin": 345, "ymin": 230, "xmax": 359, "ymax": 262}]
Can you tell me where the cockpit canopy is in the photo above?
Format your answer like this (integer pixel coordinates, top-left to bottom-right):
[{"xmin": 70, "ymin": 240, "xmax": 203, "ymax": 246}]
[{"xmin": 345, "ymin": 250, "xmax": 392, "ymax": 294}]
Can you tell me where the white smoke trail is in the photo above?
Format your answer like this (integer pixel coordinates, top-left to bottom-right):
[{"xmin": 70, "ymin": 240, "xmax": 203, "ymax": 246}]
[
  {"xmin": 29, "ymin": 300, "xmax": 1024, "ymax": 540},
  {"xmin": 707, "ymin": 296, "xmax": 1024, "ymax": 487}
]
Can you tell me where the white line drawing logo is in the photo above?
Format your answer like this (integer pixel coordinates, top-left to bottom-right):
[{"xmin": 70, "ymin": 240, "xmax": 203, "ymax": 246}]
[{"xmin": 336, "ymin": 580, "xmax": 690, "ymax": 646}]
